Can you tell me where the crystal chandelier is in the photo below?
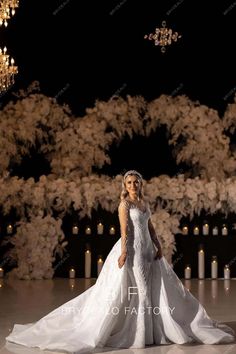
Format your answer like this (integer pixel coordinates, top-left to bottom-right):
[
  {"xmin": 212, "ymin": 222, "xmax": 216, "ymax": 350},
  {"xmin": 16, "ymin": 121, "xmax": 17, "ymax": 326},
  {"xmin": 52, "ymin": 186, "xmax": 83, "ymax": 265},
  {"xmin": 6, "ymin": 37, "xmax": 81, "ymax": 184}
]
[
  {"xmin": 0, "ymin": 46, "xmax": 18, "ymax": 93},
  {"xmin": 144, "ymin": 20, "xmax": 182, "ymax": 53},
  {"xmin": 0, "ymin": 0, "xmax": 19, "ymax": 27}
]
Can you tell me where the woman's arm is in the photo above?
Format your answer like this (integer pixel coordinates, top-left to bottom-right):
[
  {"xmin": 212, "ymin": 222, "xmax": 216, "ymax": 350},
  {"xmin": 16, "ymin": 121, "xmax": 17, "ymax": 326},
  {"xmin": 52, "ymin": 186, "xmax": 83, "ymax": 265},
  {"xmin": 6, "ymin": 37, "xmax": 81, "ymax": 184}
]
[
  {"xmin": 148, "ymin": 218, "xmax": 163, "ymax": 259},
  {"xmin": 118, "ymin": 200, "xmax": 129, "ymax": 268}
]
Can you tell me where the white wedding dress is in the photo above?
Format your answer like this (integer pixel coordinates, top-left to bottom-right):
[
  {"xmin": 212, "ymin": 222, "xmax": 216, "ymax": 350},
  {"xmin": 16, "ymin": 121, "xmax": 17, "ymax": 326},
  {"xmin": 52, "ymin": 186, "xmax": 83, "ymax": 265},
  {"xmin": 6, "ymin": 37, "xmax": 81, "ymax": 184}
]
[{"xmin": 5, "ymin": 201, "xmax": 235, "ymax": 353}]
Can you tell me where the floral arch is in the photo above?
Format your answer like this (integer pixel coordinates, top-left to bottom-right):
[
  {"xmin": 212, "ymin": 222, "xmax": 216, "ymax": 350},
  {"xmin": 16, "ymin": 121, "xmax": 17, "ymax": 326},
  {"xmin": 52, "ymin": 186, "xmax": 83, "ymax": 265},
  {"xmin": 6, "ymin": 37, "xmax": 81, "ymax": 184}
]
[{"xmin": 1, "ymin": 83, "xmax": 236, "ymax": 279}]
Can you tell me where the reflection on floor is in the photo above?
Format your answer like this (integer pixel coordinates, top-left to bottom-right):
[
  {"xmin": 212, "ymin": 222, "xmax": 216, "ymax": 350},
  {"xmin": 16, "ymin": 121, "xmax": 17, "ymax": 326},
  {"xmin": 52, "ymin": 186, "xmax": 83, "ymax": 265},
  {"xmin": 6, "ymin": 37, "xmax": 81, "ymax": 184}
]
[{"xmin": 0, "ymin": 277, "xmax": 236, "ymax": 354}]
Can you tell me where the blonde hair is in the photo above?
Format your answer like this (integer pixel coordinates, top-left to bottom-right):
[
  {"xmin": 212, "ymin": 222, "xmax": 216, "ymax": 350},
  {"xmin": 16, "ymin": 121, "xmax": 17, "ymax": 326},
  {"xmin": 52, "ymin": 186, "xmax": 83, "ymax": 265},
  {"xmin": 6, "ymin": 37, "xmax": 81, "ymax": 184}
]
[{"xmin": 120, "ymin": 170, "xmax": 144, "ymax": 201}]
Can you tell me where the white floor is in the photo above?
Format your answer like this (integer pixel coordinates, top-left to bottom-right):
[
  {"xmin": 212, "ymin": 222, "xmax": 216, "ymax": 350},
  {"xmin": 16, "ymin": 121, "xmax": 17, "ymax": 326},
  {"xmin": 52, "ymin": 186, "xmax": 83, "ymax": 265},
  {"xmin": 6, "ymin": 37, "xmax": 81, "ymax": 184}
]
[{"xmin": 0, "ymin": 277, "xmax": 236, "ymax": 354}]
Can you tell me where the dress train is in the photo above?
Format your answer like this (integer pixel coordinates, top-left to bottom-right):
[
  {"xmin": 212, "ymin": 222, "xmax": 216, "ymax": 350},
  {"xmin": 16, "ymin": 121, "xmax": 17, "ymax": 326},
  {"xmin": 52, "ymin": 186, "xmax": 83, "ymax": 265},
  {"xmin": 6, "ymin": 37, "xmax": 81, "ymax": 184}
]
[{"xmin": 5, "ymin": 237, "xmax": 235, "ymax": 354}]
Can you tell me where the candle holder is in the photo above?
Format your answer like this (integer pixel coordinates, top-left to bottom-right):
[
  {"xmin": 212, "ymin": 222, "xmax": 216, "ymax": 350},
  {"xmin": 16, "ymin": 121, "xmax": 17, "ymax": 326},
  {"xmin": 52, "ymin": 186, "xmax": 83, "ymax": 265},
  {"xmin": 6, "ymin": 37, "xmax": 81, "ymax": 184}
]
[
  {"xmin": 85, "ymin": 226, "xmax": 92, "ymax": 235},
  {"xmin": 109, "ymin": 226, "xmax": 115, "ymax": 235},
  {"xmin": 193, "ymin": 226, "xmax": 199, "ymax": 235},
  {"xmin": 72, "ymin": 225, "xmax": 79, "ymax": 235},
  {"xmin": 212, "ymin": 226, "xmax": 218, "ymax": 236},
  {"xmin": 211, "ymin": 256, "xmax": 218, "ymax": 279},
  {"xmin": 182, "ymin": 225, "xmax": 188, "ymax": 235},
  {"xmin": 97, "ymin": 222, "xmax": 104, "ymax": 235}
]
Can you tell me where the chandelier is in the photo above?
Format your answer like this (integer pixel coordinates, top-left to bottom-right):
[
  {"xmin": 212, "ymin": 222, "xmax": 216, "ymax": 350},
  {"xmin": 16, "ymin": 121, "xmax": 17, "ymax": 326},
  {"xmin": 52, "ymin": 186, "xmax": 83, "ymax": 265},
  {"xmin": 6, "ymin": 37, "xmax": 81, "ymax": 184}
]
[
  {"xmin": 144, "ymin": 20, "xmax": 182, "ymax": 53},
  {"xmin": 0, "ymin": 46, "xmax": 18, "ymax": 93},
  {"xmin": 0, "ymin": 0, "xmax": 19, "ymax": 27}
]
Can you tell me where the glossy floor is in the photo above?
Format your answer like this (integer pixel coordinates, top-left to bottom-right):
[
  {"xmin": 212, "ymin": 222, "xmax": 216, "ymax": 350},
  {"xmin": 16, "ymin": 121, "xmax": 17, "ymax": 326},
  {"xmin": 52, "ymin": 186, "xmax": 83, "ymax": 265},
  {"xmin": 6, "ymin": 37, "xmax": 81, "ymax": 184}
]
[{"xmin": 0, "ymin": 278, "xmax": 236, "ymax": 354}]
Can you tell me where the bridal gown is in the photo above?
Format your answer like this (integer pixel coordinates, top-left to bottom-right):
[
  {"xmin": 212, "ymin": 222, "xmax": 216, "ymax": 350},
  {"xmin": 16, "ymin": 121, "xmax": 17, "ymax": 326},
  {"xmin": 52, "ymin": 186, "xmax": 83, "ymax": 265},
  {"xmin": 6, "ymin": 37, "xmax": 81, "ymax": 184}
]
[{"xmin": 5, "ymin": 200, "xmax": 235, "ymax": 353}]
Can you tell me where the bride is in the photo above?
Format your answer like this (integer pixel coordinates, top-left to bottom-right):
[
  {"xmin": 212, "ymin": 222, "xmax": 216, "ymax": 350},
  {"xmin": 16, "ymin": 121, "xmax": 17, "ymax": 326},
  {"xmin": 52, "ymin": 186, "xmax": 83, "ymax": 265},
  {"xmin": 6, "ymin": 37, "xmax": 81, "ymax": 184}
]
[{"xmin": 5, "ymin": 170, "xmax": 235, "ymax": 353}]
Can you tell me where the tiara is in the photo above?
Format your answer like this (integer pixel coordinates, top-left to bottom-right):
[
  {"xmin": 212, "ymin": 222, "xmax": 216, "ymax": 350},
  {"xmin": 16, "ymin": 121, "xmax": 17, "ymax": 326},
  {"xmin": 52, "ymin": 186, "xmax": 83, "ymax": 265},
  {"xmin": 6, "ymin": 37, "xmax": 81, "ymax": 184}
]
[{"xmin": 123, "ymin": 170, "xmax": 143, "ymax": 180}]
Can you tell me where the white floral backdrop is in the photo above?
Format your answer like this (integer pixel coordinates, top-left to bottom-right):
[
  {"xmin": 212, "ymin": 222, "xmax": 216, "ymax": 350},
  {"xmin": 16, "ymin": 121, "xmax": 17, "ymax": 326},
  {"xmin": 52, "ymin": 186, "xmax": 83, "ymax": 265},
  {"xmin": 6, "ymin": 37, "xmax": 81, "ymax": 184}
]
[{"xmin": 1, "ymin": 82, "xmax": 236, "ymax": 279}]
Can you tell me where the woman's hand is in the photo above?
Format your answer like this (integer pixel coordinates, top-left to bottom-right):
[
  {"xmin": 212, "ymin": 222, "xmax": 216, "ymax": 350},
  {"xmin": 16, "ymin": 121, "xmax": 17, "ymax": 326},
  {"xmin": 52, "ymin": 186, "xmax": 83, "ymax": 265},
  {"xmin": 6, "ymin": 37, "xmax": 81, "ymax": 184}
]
[
  {"xmin": 118, "ymin": 252, "xmax": 127, "ymax": 268},
  {"xmin": 154, "ymin": 248, "xmax": 163, "ymax": 260}
]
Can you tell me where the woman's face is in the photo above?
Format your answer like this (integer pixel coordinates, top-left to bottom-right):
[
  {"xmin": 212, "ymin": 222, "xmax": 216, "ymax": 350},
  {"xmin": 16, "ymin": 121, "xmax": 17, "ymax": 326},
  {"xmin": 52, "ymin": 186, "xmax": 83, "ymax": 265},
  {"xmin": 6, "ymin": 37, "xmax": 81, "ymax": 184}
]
[{"xmin": 125, "ymin": 175, "xmax": 140, "ymax": 198}]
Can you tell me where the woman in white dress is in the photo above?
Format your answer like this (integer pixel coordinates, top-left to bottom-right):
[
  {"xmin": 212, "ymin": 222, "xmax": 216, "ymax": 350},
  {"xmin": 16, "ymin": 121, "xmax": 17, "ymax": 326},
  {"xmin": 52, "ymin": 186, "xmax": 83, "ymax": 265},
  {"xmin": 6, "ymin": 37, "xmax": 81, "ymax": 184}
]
[{"xmin": 5, "ymin": 170, "xmax": 235, "ymax": 353}]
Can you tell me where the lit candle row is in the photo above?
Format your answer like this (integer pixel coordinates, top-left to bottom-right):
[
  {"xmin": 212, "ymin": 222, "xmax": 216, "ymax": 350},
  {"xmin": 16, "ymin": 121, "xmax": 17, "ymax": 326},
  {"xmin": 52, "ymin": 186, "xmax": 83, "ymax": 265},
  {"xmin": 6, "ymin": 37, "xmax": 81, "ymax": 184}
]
[
  {"xmin": 72, "ymin": 225, "xmax": 116, "ymax": 235},
  {"xmin": 185, "ymin": 251, "xmax": 231, "ymax": 279},
  {"xmin": 3, "ymin": 223, "xmax": 116, "ymax": 236},
  {"xmin": 182, "ymin": 224, "xmax": 228, "ymax": 236}
]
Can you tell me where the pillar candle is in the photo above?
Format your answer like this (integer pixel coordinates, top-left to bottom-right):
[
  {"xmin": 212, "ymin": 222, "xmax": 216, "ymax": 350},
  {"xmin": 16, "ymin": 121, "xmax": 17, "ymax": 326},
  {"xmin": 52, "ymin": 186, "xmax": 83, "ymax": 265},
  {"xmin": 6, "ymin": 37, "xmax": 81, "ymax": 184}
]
[
  {"xmin": 97, "ymin": 256, "xmax": 104, "ymax": 276},
  {"xmin": 193, "ymin": 226, "xmax": 199, "ymax": 235},
  {"xmin": 72, "ymin": 225, "xmax": 79, "ymax": 235},
  {"xmin": 211, "ymin": 256, "xmax": 218, "ymax": 279},
  {"xmin": 69, "ymin": 268, "xmax": 75, "ymax": 279},
  {"xmin": 212, "ymin": 226, "xmax": 218, "ymax": 236},
  {"xmin": 97, "ymin": 223, "xmax": 104, "ymax": 235},
  {"xmin": 222, "ymin": 225, "xmax": 228, "ymax": 236},
  {"xmin": 198, "ymin": 248, "xmax": 205, "ymax": 279},
  {"xmin": 85, "ymin": 227, "xmax": 91, "ymax": 235},
  {"xmin": 224, "ymin": 265, "xmax": 230, "ymax": 279},
  {"xmin": 0, "ymin": 268, "xmax": 3, "ymax": 278},
  {"xmin": 85, "ymin": 249, "xmax": 91, "ymax": 278},
  {"xmin": 182, "ymin": 226, "xmax": 188, "ymax": 235},
  {"xmin": 109, "ymin": 226, "xmax": 115, "ymax": 235},
  {"xmin": 184, "ymin": 265, "xmax": 191, "ymax": 279},
  {"xmin": 202, "ymin": 223, "xmax": 209, "ymax": 235},
  {"xmin": 7, "ymin": 224, "xmax": 13, "ymax": 234}
]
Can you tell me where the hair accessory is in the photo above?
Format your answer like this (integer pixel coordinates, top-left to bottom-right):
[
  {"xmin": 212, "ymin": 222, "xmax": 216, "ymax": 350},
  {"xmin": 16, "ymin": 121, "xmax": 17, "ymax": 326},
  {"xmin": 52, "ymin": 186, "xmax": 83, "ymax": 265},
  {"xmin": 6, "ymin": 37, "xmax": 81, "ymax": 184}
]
[{"xmin": 123, "ymin": 170, "xmax": 142, "ymax": 180}]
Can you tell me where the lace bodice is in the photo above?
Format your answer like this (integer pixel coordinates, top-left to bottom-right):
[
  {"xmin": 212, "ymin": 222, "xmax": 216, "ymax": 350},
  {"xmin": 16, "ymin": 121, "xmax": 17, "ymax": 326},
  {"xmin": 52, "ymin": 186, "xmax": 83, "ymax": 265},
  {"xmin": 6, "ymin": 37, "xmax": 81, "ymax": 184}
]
[{"xmin": 118, "ymin": 199, "xmax": 154, "ymax": 257}]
